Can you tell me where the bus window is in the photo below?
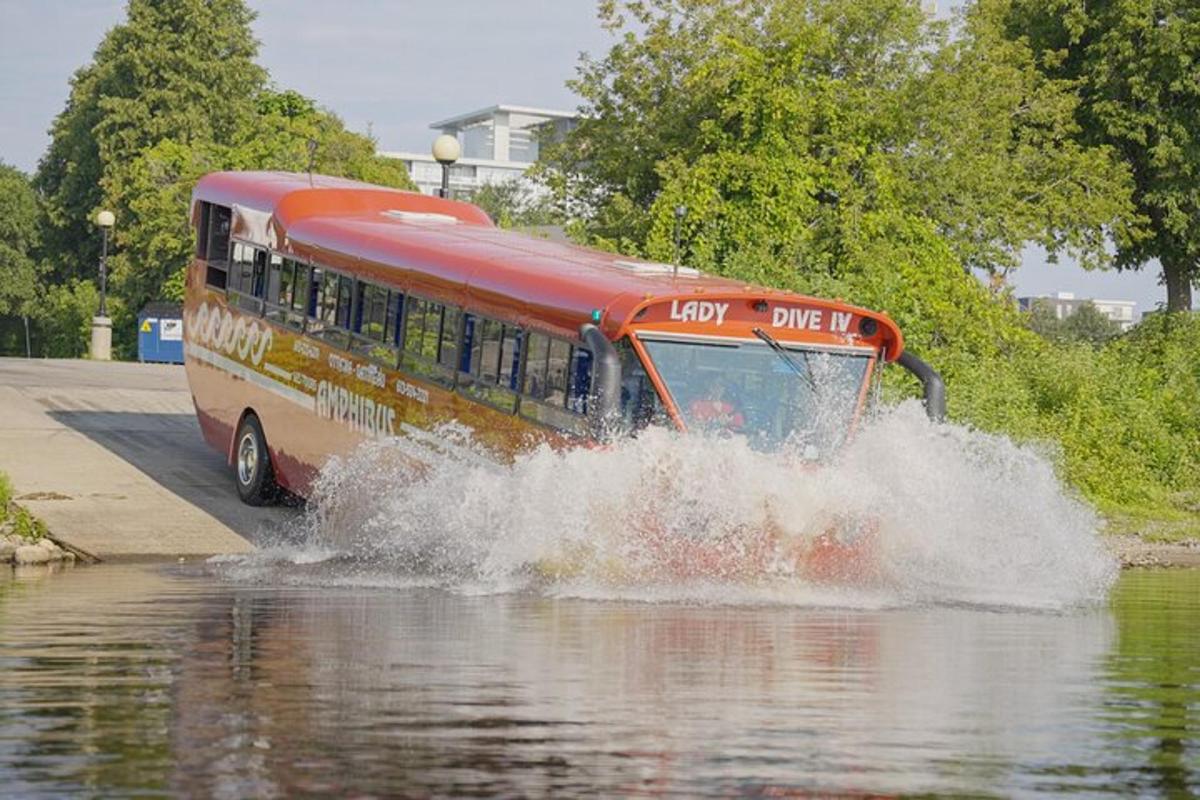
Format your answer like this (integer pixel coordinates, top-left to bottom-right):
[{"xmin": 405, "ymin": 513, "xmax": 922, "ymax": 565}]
[
  {"xmin": 196, "ymin": 202, "xmax": 211, "ymax": 260},
  {"xmin": 500, "ymin": 327, "xmax": 522, "ymax": 391},
  {"xmin": 546, "ymin": 339, "xmax": 571, "ymax": 407},
  {"xmin": 350, "ymin": 282, "xmax": 397, "ymax": 365},
  {"xmin": 292, "ymin": 263, "xmax": 313, "ymax": 318},
  {"xmin": 386, "ymin": 291, "xmax": 403, "ymax": 347},
  {"xmin": 266, "ymin": 254, "xmax": 283, "ymax": 303},
  {"xmin": 401, "ymin": 297, "xmax": 452, "ymax": 386},
  {"xmin": 264, "ymin": 256, "xmax": 293, "ymax": 327},
  {"xmin": 307, "ymin": 267, "xmax": 348, "ymax": 348},
  {"xmin": 460, "ymin": 317, "xmax": 516, "ymax": 412},
  {"xmin": 478, "ymin": 318, "xmax": 502, "ymax": 382},
  {"xmin": 616, "ymin": 338, "xmax": 667, "ymax": 433},
  {"xmin": 439, "ymin": 306, "xmax": 462, "ymax": 371},
  {"xmin": 206, "ymin": 204, "xmax": 231, "ymax": 268},
  {"xmin": 460, "ymin": 313, "xmax": 479, "ymax": 375},
  {"xmin": 230, "ymin": 243, "xmax": 264, "ymax": 313},
  {"xmin": 523, "ymin": 333, "xmax": 549, "ymax": 400},
  {"xmin": 568, "ymin": 347, "xmax": 594, "ymax": 414},
  {"xmin": 335, "ymin": 275, "xmax": 353, "ymax": 329}
]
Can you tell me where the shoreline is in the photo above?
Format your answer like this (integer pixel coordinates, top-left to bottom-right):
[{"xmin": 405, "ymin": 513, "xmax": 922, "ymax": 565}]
[{"xmin": 1106, "ymin": 535, "xmax": 1200, "ymax": 569}]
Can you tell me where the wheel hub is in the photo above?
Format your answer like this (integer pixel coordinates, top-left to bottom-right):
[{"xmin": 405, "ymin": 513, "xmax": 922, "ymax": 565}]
[{"xmin": 237, "ymin": 431, "xmax": 258, "ymax": 486}]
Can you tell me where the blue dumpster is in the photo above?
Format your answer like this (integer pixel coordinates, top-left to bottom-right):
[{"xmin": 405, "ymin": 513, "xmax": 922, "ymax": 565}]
[{"xmin": 137, "ymin": 302, "xmax": 184, "ymax": 364}]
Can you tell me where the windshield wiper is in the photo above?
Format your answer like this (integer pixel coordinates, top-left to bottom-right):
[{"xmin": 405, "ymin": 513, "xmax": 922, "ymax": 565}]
[{"xmin": 751, "ymin": 327, "xmax": 820, "ymax": 398}]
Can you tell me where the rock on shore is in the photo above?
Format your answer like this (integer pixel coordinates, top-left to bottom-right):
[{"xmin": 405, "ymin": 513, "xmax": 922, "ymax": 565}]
[{"xmin": 0, "ymin": 530, "xmax": 75, "ymax": 566}]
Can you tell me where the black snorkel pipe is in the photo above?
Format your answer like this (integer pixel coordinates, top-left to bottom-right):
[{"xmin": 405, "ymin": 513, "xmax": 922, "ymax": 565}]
[
  {"xmin": 897, "ymin": 350, "xmax": 946, "ymax": 422},
  {"xmin": 579, "ymin": 323, "xmax": 622, "ymax": 440}
]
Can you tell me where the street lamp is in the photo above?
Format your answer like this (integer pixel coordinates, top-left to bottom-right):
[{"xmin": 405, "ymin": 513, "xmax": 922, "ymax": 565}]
[
  {"xmin": 432, "ymin": 134, "xmax": 460, "ymax": 199},
  {"xmin": 90, "ymin": 209, "xmax": 115, "ymax": 361}
]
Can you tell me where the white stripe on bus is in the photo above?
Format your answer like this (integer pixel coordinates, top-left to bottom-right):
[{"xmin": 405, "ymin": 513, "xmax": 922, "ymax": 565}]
[{"xmin": 186, "ymin": 342, "xmax": 316, "ymax": 412}]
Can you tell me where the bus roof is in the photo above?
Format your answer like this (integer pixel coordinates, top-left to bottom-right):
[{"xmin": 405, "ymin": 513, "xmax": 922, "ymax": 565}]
[{"xmin": 194, "ymin": 171, "xmax": 904, "ymax": 357}]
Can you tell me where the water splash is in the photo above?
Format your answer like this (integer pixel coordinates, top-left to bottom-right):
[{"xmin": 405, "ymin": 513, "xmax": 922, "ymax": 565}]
[{"xmin": 221, "ymin": 403, "xmax": 1117, "ymax": 610}]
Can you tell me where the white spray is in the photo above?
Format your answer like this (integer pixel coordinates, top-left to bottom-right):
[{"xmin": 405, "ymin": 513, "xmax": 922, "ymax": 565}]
[{"xmin": 244, "ymin": 402, "xmax": 1117, "ymax": 610}]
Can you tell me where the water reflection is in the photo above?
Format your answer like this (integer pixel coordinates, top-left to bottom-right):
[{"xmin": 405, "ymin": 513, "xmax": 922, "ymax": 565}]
[{"xmin": 0, "ymin": 565, "xmax": 1195, "ymax": 797}]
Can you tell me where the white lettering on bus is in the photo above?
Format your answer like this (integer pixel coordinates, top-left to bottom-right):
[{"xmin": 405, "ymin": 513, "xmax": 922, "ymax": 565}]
[
  {"xmin": 669, "ymin": 299, "xmax": 729, "ymax": 326},
  {"xmin": 293, "ymin": 339, "xmax": 319, "ymax": 360},
  {"xmin": 187, "ymin": 301, "xmax": 273, "ymax": 366},
  {"xmin": 394, "ymin": 378, "xmax": 429, "ymax": 405},
  {"xmin": 315, "ymin": 380, "xmax": 396, "ymax": 438},
  {"xmin": 355, "ymin": 363, "xmax": 385, "ymax": 388},
  {"xmin": 830, "ymin": 311, "xmax": 853, "ymax": 333},
  {"xmin": 328, "ymin": 353, "xmax": 354, "ymax": 375},
  {"xmin": 772, "ymin": 306, "xmax": 824, "ymax": 332}
]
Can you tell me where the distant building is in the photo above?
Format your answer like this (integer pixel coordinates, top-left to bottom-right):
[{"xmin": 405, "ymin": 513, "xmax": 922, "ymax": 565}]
[
  {"xmin": 1017, "ymin": 292, "xmax": 1137, "ymax": 330},
  {"xmin": 378, "ymin": 104, "xmax": 579, "ymax": 197}
]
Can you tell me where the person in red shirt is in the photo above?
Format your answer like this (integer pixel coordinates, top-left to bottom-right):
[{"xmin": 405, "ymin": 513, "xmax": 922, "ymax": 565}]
[{"xmin": 688, "ymin": 379, "xmax": 745, "ymax": 432}]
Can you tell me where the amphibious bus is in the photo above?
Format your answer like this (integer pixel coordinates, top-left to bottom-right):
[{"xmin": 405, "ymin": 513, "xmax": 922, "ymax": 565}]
[{"xmin": 184, "ymin": 171, "xmax": 944, "ymax": 518}]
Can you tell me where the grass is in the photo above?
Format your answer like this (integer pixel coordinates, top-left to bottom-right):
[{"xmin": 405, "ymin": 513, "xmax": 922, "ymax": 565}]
[{"xmin": 0, "ymin": 472, "xmax": 48, "ymax": 542}]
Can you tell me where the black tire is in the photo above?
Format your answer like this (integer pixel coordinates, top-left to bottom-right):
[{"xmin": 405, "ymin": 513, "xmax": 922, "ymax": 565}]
[{"xmin": 234, "ymin": 414, "xmax": 277, "ymax": 506}]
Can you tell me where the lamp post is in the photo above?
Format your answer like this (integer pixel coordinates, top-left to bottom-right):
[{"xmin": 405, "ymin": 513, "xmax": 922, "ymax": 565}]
[
  {"xmin": 432, "ymin": 134, "xmax": 461, "ymax": 199},
  {"xmin": 90, "ymin": 210, "xmax": 115, "ymax": 361}
]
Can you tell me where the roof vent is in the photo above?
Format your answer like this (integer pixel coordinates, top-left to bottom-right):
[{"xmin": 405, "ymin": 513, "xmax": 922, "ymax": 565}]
[
  {"xmin": 613, "ymin": 259, "xmax": 701, "ymax": 277},
  {"xmin": 382, "ymin": 210, "xmax": 460, "ymax": 224}
]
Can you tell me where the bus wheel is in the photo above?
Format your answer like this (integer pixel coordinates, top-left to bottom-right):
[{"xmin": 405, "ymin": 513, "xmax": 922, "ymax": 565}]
[{"xmin": 234, "ymin": 414, "xmax": 277, "ymax": 506}]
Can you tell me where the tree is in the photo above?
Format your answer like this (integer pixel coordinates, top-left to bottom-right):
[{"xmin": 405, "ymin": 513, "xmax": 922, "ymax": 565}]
[
  {"xmin": 997, "ymin": 0, "xmax": 1200, "ymax": 311},
  {"xmin": 36, "ymin": 0, "xmax": 265, "ymax": 285},
  {"xmin": 33, "ymin": 1, "xmax": 415, "ymax": 349},
  {"xmin": 0, "ymin": 164, "xmax": 43, "ymax": 318},
  {"xmin": 470, "ymin": 181, "xmax": 563, "ymax": 229},
  {"xmin": 1025, "ymin": 298, "xmax": 1122, "ymax": 347},
  {"xmin": 545, "ymin": 0, "xmax": 1134, "ymax": 281}
]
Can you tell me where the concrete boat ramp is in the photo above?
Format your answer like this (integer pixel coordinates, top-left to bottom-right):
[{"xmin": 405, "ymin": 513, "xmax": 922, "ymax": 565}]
[{"xmin": 0, "ymin": 359, "xmax": 296, "ymax": 560}]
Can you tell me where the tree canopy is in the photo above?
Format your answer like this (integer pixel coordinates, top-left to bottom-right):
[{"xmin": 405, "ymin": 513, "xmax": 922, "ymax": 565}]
[
  {"xmin": 545, "ymin": 0, "xmax": 1134, "ymax": 284},
  {"xmin": 32, "ymin": 0, "xmax": 413, "ymax": 345},
  {"xmin": 0, "ymin": 164, "xmax": 43, "ymax": 318},
  {"xmin": 997, "ymin": 0, "xmax": 1200, "ymax": 311}
]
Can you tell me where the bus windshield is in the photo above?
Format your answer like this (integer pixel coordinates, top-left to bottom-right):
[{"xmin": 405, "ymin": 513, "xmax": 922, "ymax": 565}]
[{"xmin": 639, "ymin": 336, "xmax": 872, "ymax": 457}]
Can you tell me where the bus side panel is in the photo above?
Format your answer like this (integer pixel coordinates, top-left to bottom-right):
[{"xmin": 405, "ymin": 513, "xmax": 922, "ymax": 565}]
[{"xmin": 184, "ymin": 261, "xmax": 565, "ymax": 501}]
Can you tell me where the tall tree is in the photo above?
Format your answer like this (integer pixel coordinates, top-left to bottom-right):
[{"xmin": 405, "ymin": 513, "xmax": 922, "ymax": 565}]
[
  {"xmin": 0, "ymin": 164, "xmax": 43, "ymax": 318},
  {"xmin": 35, "ymin": 0, "xmax": 265, "ymax": 284},
  {"xmin": 545, "ymin": 0, "xmax": 1134, "ymax": 285},
  {"xmin": 998, "ymin": 0, "xmax": 1200, "ymax": 311}
]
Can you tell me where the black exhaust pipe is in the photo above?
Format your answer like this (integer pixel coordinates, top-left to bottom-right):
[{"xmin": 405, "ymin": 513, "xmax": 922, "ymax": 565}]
[
  {"xmin": 579, "ymin": 323, "xmax": 622, "ymax": 439},
  {"xmin": 897, "ymin": 351, "xmax": 946, "ymax": 422}
]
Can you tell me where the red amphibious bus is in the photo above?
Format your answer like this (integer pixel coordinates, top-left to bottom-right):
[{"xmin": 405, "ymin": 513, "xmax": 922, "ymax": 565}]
[{"xmin": 184, "ymin": 172, "xmax": 944, "ymax": 561}]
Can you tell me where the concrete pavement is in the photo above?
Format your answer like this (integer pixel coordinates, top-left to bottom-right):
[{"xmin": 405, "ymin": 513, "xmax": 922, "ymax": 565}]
[{"xmin": 0, "ymin": 359, "xmax": 297, "ymax": 560}]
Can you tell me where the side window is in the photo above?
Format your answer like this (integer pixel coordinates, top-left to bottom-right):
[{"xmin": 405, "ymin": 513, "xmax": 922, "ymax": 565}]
[
  {"xmin": 196, "ymin": 202, "xmax": 211, "ymax": 260},
  {"xmin": 335, "ymin": 275, "xmax": 353, "ymax": 329},
  {"xmin": 386, "ymin": 291, "xmax": 404, "ymax": 347},
  {"xmin": 292, "ymin": 263, "xmax": 312, "ymax": 316},
  {"xmin": 478, "ymin": 318, "xmax": 502, "ymax": 383},
  {"xmin": 523, "ymin": 332, "xmax": 549, "ymax": 401},
  {"xmin": 460, "ymin": 314, "xmax": 479, "ymax": 375},
  {"xmin": 439, "ymin": 306, "xmax": 462, "ymax": 370},
  {"xmin": 616, "ymin": 338, "xmax": 667, "ymax": 433},
  {"xmin": 568, "ymin": 347, "xmax": 594, "ymax": 414},
  {"xmin": 306, "ymin": 266, "xmax": 348, "ymax": 348},
  {"xmin": 266, "ymin": 253, "xmax": 284, "ymax": 305},
  {"xmin": 349, "ymin": 281, "xmax": 398, "ymax": 366},
  {"xmin": 403, "ymin": 296, "xmax": 427, "ymax": 355},
  {"xmin": 460, "ymin": 316, "xmax": 517, "ymax": 412},
  {"xmin": 546, "ymin": 339, "xmax": 572, "ymax": 407},
  {"xmin": 500, "ymin": 327, "xmax": 522, "ymax": 391},
  {"xmin": 275, "ymin": 259, "xmax": 295, "ymax": 308},
  {"xmin": 206, "ymin": 205, "xmax": 231, "ymax": 268}
]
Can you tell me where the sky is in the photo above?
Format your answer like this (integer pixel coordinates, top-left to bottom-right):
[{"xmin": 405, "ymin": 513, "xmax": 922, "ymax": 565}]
[{"xmin": 0, "ymin": 0, "xmax": 1168, "ymax": 313}]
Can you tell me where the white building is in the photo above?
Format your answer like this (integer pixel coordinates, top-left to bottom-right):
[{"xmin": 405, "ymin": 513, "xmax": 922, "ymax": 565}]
[
  {"xmin": 379, "ymin": 104, "xmax": 579, "ymax": 198},
  {"xmin": 1017, "ymin": 292, "xmax": 1137, "ymax": 330}
]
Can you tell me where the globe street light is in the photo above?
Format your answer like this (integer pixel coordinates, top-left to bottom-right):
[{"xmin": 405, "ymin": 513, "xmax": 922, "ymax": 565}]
[
  {"xmin": 432, "ymin": 134, "xmax": 460, "ymax": 199},
  {"xmin": 96, "ymin": 210, "xmax": 114, "ymax": 316},
  {"xmin": 90, "ymin": 210, "xmax": 115, "ymax": 361}
]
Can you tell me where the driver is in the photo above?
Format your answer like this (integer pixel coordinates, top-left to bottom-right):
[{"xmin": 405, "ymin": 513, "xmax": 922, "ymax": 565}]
[{"xmin": 688, "ymin": 377, "xmax": 745, "ymax": 432}]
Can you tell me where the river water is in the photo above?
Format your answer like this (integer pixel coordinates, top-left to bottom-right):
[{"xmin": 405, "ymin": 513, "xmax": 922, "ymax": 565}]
[{"xmin": 0, "ymin": 563, "xmax": 1196, "ymax": 798}]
